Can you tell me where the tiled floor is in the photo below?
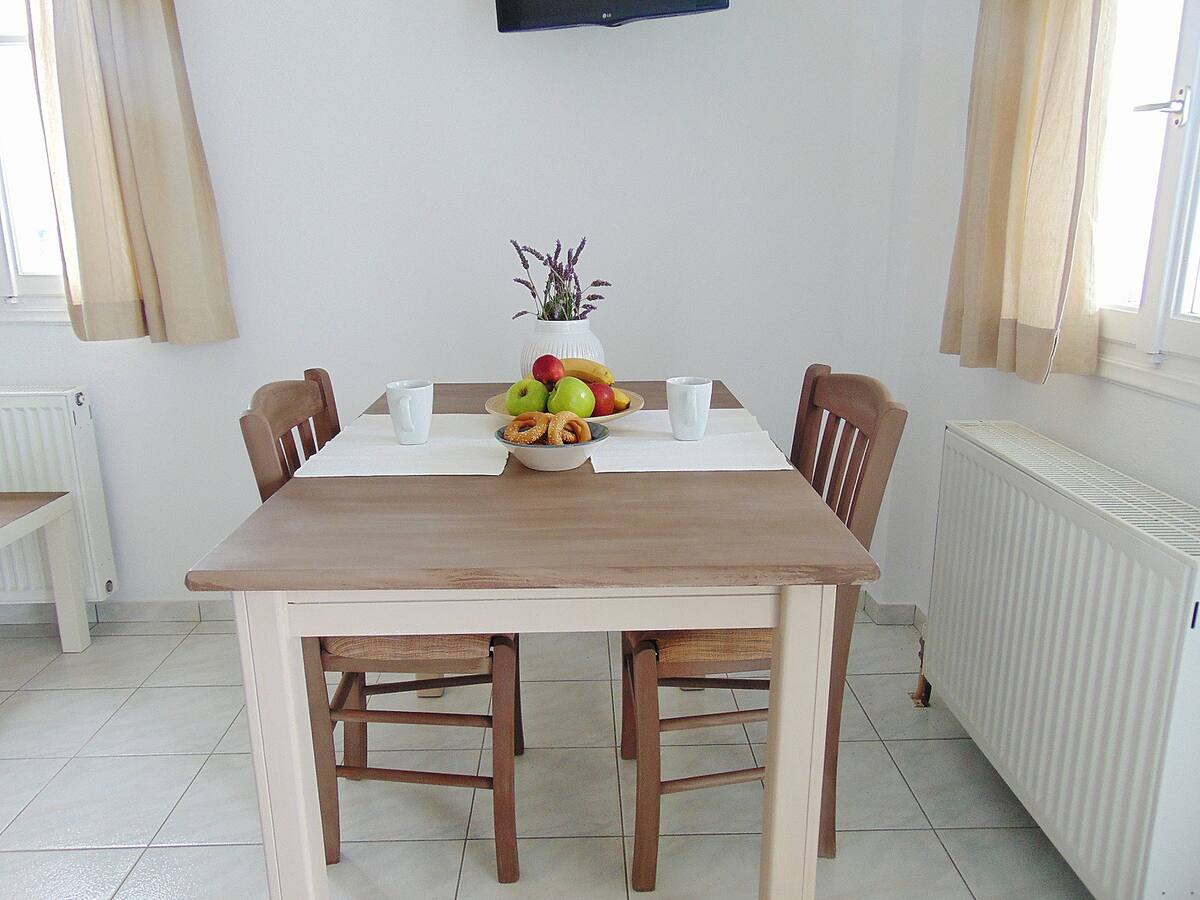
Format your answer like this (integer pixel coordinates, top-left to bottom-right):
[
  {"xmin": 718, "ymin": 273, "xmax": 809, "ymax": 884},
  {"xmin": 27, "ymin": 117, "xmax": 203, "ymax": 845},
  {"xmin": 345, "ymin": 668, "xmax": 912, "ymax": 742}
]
[{"xmin": 0, "ymin": 614, "xmax": 1094, "ymax": 899}]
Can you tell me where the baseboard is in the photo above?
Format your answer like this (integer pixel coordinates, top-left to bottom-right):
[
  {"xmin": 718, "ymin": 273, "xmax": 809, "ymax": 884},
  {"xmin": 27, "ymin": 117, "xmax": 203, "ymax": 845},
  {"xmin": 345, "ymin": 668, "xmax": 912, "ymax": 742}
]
[
  {"xmin": 914, "ymin": 605, "xmax": 928, "ymax": 638},
  {"xmin": 96, "ymin": 600, "xmax": 200, "ymax": 622},
  {"xmin": 199, "ymin": 596, "xmax": 234, "ymax": 621},
  {"xmin": 0, "ymin": 602, "xmax": 99, "ymax": 625},
  {"xmin": 862, "ymin": 590, "xmax": 916, "ymax": 626}
]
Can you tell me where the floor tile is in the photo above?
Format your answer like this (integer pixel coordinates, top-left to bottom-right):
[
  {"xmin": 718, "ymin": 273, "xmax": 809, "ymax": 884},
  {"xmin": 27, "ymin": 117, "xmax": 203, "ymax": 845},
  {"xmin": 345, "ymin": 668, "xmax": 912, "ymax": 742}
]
[
  {"xmin": 0, "ymin": 690, "xmax": 10, "ymax": 706},
  {"xmin": 0, "ymin": 623, "xmax": 65, "ymax": 639},
  {"xmin": 887, "ymin": 739, "xmax": 1035, "ymax": 828},
  {"xmin": 486, "ymin": 681, "xmax": 614, "ymax": 749},
  {"xmin": 0, "ymin": 848, "xmax": 141, "ymax": 900},
  {"xmin": 368, "ymin": 679, "xmax": 491, "ymax": 751},
  {"xmin": 460, "ymin": 837, "xmax": 626, "ymax": 899},
  {"xmin": 154, "ymin": 754, "xmax": 262, "ymax": 845},
  {"xmin": 736, "ymin": 681, "xmax": 877, "ymax": 743},
  {"xmin": 0, "ymin": 638, "xmax": 62, "ymax": 688},
  {"xmin": 519, "ymin": 632, "xmax": 610, "ymax": 681},
  {"xmin": 338, "ymin": 750, "xmax": 479, "ymax": 841},
  {"xmin": 846, "ymin": 624, "xmax": 920, "ymax": 676},
  {"xmin": 471, "ymin": 748, "xmax": 621, "ymax": 839},
  {"xmin": 80, "ymin": 686, "xmax": 244, "ymax": 756},
  {"xmin": 25, "ymin": 636, "xmax": 185, "ymax": 689},
  {"xmin": 0, "ymin": 758, "xmax": 70, "ymax": 831},
  {"xmin": 939, "ymin": 827, "xmax": 1092, "ymax": 899},
  {"xmin": 144, "ymin": 634, "xmax": 242, "ymax": 686},
  {"xmin": 624, "ymin": 834, "xmax": 760, "ymax": 899},
  {"xmin": 190, "ymin": 620, "xmax": 236, "ymax": 634},
  {"xmin": 329, "ymin": 841, "xmax": 461, "ymax": 899},
  {"xmin": 751, "ymin": 741, "xmax": 927, "ymax": 831},
  {"xmin": 0, "ymin": 688, "xmax": 131, "ymax": 758},
  {"xmin": 0, "ymin": 754, "xmax": 206, "ymax": 849},
  {"xmin": 848, "ymin": 674, "xmax": 966, "ymax": 740},
  {"xmin": 115, "ymin": 845, "xmax": 268, "ymax": 899},
  {"xmin": 619, "ymin": 744, "xmax": 764, "ymax": 835},
  {"xmin": 607, "ymin": 631, "xmax": 622, "ymax": 677},
  {"xmin": 214, "ymin": 707, "xmax": 250, "ymax": 753},
  {"xmin": 91, "ymin": 622, "xmax": 197, "ymax": 636},
  {"xmin": 654, "ymin": 682, "xmax": 750, "ymax": 746},
  {"xmin": 817, "ymin": 830, "xmax": 971, "ymax": 898}
]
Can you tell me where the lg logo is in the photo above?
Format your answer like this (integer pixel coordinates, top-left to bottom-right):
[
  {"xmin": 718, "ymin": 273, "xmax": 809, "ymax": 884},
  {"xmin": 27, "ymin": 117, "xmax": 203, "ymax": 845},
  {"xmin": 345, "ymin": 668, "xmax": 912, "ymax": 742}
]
[{"xmin": 601, "ymin": 11, "xmax": 613, "ymax": 19}]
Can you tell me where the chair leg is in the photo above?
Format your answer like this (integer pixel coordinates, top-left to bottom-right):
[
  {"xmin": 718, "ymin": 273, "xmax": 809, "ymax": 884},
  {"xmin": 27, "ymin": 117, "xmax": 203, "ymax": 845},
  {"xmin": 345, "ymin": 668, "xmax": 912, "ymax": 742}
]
[
  {"xmin": 631, "ymin": 641, "xmax": 662, "ymax": 892},
  {"xmin": 415, "ymin": 672, "xmax": 445, "ymax": 698},
  {"xmin": 620, "ymin": 651, "xmax": 637, "ymax": 760},
  {"xmin": 301, "ymin": 639, "xmax": 341, "ymax": 865},
  {"xmin": 343, "ymin": 672, "xmax": 368, "ymax": 775},
  {"xmin": 491, "ymin": 638, "xmax": 520, "ymax": 884},
  {"xmin": 819, "ymin": 586, "xmax": 859, "ymax": 858},
  {"xmin": 512, "ymin": 635, "xmax": 525, "ymax": 757}
]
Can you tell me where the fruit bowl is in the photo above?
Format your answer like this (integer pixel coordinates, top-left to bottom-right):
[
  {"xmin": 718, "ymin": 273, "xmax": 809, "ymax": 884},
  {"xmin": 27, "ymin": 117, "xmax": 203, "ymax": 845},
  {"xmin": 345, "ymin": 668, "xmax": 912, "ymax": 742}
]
[
  {"xmin": 484, "ymin": 389, "xmax": 644, "ymax": 425},
  {"xmin": 496, "ymin": 422, "xmax": 610, "ymax": 472}
]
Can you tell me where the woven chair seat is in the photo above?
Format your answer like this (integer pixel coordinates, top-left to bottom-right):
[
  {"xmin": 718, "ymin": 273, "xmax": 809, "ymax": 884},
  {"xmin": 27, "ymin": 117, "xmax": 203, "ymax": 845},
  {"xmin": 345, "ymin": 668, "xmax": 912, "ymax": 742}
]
[
  {"xmin": 628, "ymin": 628, "xmax": 773, "ymax": 665},
  {"xmin": 321, "ymin": 633, "xmax": 494, "ymax": 662}
]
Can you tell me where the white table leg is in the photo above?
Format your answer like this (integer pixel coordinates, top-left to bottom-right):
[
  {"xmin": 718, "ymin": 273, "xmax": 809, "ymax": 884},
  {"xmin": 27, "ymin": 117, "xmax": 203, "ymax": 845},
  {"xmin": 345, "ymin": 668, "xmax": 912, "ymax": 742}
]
[
  {"xmin": 42, "ymin": 507, "xmax": 90, "ymax": 653},
  {"xmin": 234, "ymin": 591, "xmax": 328, "ymax": 900},
  {"xmin": 759, "ymin": 584, "xmax": 836, "ymax": 899}
]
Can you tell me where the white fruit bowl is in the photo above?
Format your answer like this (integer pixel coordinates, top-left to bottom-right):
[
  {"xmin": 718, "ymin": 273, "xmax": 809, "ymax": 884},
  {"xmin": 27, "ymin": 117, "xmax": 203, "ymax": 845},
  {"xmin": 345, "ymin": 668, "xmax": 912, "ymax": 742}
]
[{"xmin": 495, "ymin": 423, "xmax": 610, "ymax": 472}]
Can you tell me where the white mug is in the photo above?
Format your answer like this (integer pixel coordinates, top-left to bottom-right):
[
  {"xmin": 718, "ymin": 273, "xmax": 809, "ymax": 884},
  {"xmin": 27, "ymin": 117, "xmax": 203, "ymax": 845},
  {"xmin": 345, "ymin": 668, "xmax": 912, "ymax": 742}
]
[
  {"xmin": 386, "ymin": 380, "xmax": 433, "ymax": 445},
  {"xmin": 666, "ymin": 376, "xmax": 712, "ymax": 441}
]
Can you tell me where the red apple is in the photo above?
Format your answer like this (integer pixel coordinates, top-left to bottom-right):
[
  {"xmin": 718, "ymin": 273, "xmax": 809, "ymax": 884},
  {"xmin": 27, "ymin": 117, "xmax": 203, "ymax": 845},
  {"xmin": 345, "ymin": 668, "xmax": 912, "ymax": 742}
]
[
  {"xmin": 531, "ymin": 354, "xmax": 565, "ymax": 386},
  {"xmin": 588, "ymin": 381, "xmax": 615, "ymax": 417}
]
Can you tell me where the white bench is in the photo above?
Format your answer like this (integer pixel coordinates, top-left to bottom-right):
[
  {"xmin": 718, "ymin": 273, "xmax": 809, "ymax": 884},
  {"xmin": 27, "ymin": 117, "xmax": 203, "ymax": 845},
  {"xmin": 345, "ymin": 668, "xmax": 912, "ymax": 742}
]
[{"xmin": 0, "ymin": 493, "xmax": 90, "ymax": 652}]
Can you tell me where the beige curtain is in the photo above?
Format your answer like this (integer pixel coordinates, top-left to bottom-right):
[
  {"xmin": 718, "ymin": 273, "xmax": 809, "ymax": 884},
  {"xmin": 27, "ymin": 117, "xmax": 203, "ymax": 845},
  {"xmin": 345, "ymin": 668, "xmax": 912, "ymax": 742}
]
[
  {"xmin": 28, "ymin": 0, "xmax": 236, "ymax": 344},
  {"xmin": 942, "ymin": 0, "xmax": 1113, "ymax": 383}
]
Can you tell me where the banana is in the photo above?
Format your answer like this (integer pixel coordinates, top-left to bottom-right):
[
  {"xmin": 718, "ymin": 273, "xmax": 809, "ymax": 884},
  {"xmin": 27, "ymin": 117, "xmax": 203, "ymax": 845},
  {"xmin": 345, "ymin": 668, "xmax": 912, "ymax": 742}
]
[
  {"xmin": 560, "ymin": 358, "xmax": 614, "ymax": 385},
  {"xmin": 612, "ymin": 387, "xmax": 631, "ymax": 411}
]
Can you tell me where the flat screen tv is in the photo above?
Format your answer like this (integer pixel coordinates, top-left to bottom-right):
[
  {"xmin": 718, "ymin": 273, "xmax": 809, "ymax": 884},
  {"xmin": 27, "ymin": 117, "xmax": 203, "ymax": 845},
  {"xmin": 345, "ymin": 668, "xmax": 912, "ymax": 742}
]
[{"xmin": 496, "ymin": 1, "xmax": 728, "ymax": 32}]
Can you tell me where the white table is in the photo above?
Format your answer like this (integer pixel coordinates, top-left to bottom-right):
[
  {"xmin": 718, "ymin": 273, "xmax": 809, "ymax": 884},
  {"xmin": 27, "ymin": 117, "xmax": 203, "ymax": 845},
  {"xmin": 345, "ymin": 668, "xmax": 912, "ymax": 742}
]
[
  {"xmin": 0, "ymin": 492, "xmax": 90, "ymax": 652},
  {"xmin": 187, "ymin": 382, "xmax": 878, "ymax": 899}
]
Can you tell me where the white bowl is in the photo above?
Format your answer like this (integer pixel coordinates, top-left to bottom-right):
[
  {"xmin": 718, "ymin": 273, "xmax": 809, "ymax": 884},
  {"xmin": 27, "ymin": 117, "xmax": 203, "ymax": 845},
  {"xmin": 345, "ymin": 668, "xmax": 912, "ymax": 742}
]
[{"xmin": 495, "ymin": 423, "xmax": 610, "ymax": 472}]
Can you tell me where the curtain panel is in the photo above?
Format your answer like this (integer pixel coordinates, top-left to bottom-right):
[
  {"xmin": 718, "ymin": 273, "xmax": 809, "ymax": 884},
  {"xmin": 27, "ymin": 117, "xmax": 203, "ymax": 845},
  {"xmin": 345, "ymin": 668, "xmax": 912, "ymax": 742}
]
[
  {"xmin": 942, "ymin": 0, "xmax": 1114, "ymax": 383},
  {"xmin": 28, "ymin": 0, "xmax": 236, "ymax": 344}
]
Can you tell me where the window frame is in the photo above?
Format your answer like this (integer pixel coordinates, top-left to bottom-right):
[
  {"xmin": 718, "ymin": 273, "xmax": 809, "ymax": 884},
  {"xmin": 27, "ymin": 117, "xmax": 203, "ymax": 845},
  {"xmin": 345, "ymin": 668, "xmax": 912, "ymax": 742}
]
[
  {"xmin": 0, "ymin": 22, "xmax": 67, "ymax": 325},
  {"xmin": 1097, "ymin": 0, "xmax": 1200, "ymax": 405}
]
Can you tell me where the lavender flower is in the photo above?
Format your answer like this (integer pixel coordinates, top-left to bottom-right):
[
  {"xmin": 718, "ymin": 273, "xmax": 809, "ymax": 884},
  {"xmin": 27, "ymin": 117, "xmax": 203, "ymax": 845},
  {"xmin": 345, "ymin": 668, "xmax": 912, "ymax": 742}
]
[{"xmin": 510, "ymin": 238, "xmax": 613, "ymax": 321}]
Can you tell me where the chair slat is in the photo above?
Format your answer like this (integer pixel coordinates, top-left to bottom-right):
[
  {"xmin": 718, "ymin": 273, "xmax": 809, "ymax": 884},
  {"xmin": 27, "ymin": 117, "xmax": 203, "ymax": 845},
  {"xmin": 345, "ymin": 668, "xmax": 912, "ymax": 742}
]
[
  {"xmin": 297, "ymin": 419, "xmax": 318, "ymax": 459},
  {"xmin": 825, "ymin": 424, "xmax": 856, "ymax": 510},
  {"xmin": 811, "ymin": 413, "xmax": 842, "ymax": 497},
  {"xmin": 836, "ymin": 431, "xmax": 870, "ymax": 523},
  {"xmin": 280, "ymin": 429, "xmax": 302, "ymax": 474}
]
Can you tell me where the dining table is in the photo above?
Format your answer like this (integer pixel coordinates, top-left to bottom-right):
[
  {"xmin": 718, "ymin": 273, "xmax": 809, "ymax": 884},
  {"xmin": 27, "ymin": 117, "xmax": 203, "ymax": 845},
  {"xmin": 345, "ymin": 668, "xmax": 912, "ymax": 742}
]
[{"xmin": 185, "ymin": 380, "xmax": 879, "ymax": 899}]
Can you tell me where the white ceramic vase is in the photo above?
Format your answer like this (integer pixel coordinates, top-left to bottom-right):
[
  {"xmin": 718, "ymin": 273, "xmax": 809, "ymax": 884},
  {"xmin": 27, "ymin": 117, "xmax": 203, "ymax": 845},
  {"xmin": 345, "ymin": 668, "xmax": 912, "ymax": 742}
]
[{"xmin": 519, "ymin": 319, "xmax": 605, "ymax": 377}]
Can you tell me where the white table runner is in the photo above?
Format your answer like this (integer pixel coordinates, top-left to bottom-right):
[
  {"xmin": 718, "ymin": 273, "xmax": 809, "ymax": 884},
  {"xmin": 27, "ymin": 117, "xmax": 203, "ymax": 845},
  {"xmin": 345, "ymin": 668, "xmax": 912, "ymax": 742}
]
[
  {"xmin": 591, "ymin": 408, "xmax": 792, "ymax": 473},
  {"xmin": 295, "ymin": 414, "xmax": 508, "ymax": 477}
]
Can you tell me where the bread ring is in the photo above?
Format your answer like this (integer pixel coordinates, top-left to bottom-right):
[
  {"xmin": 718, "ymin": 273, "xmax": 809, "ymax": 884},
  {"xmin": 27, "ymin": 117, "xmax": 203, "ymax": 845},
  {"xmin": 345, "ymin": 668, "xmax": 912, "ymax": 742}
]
[
  {"xmin": 547, "ymin": 411, "xmax": 591, "ymax": 445},
  {"xmin": 503, "ymin": 411, "xmax": 550, "ymax": 444}
]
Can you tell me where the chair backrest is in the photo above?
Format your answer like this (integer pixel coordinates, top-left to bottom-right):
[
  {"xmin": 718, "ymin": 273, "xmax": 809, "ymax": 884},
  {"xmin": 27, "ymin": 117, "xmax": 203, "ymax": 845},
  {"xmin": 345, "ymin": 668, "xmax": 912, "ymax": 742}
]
[
  {"xmin": 789, "ymin": 363, "xmax": 907, "ymax": 551},
  {"xmin": 240, "ymin": 368, "xmax": 341, "ymax": 502}
]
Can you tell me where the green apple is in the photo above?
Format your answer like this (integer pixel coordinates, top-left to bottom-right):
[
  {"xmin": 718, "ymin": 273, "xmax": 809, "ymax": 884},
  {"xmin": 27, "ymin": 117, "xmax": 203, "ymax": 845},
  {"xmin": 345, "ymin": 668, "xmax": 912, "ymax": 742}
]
[
  {"xmin": 506, "ymin": 378, "xmax": 549, "ymax": 415},
  {"xmin": 547, "ymin": 375, "xmax": 596, "ymax": 418}
]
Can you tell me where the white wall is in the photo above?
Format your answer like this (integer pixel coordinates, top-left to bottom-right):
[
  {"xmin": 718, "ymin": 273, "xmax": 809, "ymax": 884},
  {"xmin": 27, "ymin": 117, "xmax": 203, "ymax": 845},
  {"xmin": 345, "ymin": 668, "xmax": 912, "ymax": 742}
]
[
  {"xmin": 873, "ymin": 0, "xmax": 1200, "ymax": 613},
  {"xmin": 0, "ymin": 1, "xmax": 910, "ymax": 605}
]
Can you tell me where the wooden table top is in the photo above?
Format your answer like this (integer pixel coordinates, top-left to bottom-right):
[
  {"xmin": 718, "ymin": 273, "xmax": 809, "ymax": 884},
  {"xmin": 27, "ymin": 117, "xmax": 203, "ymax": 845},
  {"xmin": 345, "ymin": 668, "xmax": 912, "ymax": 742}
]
[
  {"xmin": 0, "ymin": 492, "xmax": 65, "ymax": 530},
  {"xmin": 186, "ymin": 381, "xmax": 878, "ymax": 592}
]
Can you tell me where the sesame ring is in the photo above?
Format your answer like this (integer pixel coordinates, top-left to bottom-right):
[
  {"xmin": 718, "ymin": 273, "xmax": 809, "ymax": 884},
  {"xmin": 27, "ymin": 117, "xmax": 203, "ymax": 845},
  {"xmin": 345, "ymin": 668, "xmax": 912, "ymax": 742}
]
[
  {"xmin": 547, "ymin": 411, "xmax": 591, "ymax": 445},
  {"xmin": 503, "ymin": 411, "xmax": 550, "ymax": 444}
]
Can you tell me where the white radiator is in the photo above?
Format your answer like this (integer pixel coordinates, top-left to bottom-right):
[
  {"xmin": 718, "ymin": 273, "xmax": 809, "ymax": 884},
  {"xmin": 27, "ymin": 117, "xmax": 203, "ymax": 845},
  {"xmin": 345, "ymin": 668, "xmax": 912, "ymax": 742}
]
[
  {"xmin": 0, "ymin": 387, "xmax": 116, "ymax": 604},
  {"xmin": 927, "ymin": 421, "xmax": 1199, "ymax": 900}
]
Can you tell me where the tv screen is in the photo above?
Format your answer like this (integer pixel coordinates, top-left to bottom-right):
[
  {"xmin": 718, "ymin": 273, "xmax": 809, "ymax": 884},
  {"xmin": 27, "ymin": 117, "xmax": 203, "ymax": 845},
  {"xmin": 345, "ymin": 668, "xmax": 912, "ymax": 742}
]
[{"xmin": 496, "ymin": 0, "xmax": 728, "ymax": 32}]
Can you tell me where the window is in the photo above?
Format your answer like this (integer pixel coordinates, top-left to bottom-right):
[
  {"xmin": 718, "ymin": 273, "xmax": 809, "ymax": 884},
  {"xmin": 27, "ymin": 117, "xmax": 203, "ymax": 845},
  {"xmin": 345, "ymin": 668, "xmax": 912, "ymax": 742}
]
[
  {"xmin": 0, "ymin": 0, "xmax": 65, "ymax": 323},
  {"xmin": 1095, "ymin": 0, "xmax": 1200, "ymax": 404}
]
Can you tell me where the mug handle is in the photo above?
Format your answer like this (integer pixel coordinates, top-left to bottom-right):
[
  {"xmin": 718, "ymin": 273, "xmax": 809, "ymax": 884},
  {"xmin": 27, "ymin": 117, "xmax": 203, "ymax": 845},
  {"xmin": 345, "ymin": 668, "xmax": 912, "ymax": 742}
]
[{"xmin": 398, "ymin": 395, "xmax": 414, "ymax": 432}]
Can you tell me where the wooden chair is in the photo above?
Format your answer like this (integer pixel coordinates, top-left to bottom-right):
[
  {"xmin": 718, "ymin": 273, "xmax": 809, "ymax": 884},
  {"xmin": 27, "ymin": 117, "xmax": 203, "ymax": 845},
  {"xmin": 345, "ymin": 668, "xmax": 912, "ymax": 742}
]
[
  {"xmin": 240, "ymin": 368, "xmax": 524, "ymax": 883},
  {"xmin": 619, "ymin": 363, "xmax": 907, "ymax": 891}
]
